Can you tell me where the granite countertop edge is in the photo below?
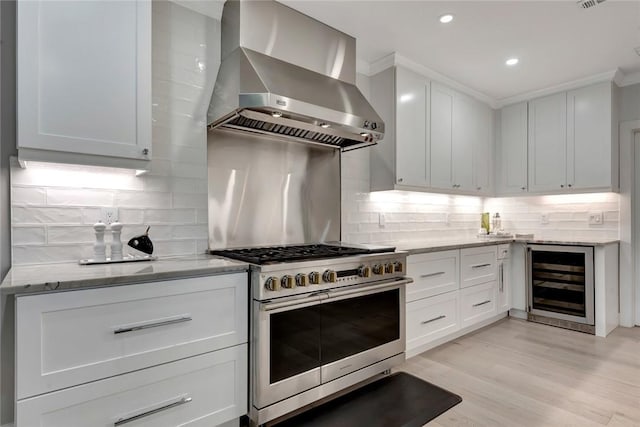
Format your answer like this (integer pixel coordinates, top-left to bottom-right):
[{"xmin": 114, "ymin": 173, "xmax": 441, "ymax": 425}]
[
  {"xmin": 0, "ymin": 254, "xmax": 250, "ymax": 296},
  {"xmin": 401, "ymin": 238, "xmax": 620, "ymax": 255}
]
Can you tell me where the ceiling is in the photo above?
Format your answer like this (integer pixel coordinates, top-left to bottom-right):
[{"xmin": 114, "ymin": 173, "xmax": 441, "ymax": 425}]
[{"xmin": 279, "ymin": 0, "xmax": 640, "ymax": 102}]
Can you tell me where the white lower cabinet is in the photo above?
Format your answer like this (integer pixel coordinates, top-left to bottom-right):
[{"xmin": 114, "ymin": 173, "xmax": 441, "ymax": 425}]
[
  {"xmin": 17, "ymin": 345, "xmax": 247, "ymax": 427},
  {"xmin": 407, "ymin": 292, "xmax": 459, "ymax": 350},
  {"xmin": 15, "ymin": 273, "xmax": 249, "ymax": 427},
  {"xmin": 460, "ymin": 281, "xmax": 497, "ymax": 328},
  {"xmin": 406, "ymin": 245, "xmax": 507, "ymax": 357}
]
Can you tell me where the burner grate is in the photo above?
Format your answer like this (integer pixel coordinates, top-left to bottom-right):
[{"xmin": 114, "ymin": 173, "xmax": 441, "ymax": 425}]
[{"xmin": 210, "ymin": 244, "xmax": 393, "ymax": 265}]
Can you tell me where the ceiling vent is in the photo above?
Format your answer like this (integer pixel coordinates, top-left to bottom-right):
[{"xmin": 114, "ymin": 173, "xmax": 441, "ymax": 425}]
[{"xmin": 577, "ymin": 0, "xmax": 606, "ymax": 9}]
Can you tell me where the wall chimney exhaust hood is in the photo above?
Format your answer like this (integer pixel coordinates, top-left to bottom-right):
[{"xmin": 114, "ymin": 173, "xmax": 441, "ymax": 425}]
[{"xmin": 207, "ymin": 0, "xmax": 384, "ymax": 151}]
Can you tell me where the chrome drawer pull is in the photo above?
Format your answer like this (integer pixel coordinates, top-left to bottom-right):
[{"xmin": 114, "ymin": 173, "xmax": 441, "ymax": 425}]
[
  {"xmin": 472, "ymin": 300, "xmax": 491, "ymax": 307},
  {"xmin": 113, "ymin": 315, "xmax": 192, "ymax": 334},
  {"xmin": 471, "ymin": 263, "xmax": 491, "ymax": 269},
  {"xmin": 421, "ymin": 315, "xmax": 446, "ymax": 324},
  {"xmin": 114, "ymin": 396, "xmax": 192, "ymax": 426},
  {"xmin": 420, "ymin": 271, "xmax": 445, "ymax": 278}
]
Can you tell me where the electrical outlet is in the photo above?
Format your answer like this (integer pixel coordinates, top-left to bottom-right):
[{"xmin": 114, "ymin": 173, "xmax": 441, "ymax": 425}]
[
  {"xmin": 444, "ymin": 213, "xmax": 450, "ymax": 226},
  {"xmin": 540, "ymin": 214, "xmax": 549, "ymax": 225},
  {"xmin": 378, "ymin": 212, "xmax": 386, "ymax": 228},
  {"xmin": 101, "ymin": 207, "xmax": 119, "ymax": 225},
  {"xmin": 588, "ymin": 211, "xmax": 604, "ymax": 225}
]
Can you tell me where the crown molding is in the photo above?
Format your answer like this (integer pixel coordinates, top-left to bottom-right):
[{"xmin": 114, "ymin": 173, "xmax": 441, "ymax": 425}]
[
  {"xmin": 368, "ymin": 53, "xmax": 498, "ymax": 108},
  {"xmin": 618, "ymin": 71, "xmax": 640, "ymax": 87},
  {"xmin": 362, "ymin": 52, "xmax": 631, "ymax": 109},
  {"xmin": 495, "ymin": 69, "xmax": 621, "ymax": 107},
  {"xmin": 356, "ymin": 58, "xmax": 371, "ymax": 76}
]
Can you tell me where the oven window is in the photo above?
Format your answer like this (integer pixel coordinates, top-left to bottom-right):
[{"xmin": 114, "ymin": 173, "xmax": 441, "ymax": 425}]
[
  {"xmin": 270, "ymin": 305, "xmax": 321, "ymax": 384},
  {"xmin": 321, "ymin": 288, "xmax": 400, "ymax": 365}
]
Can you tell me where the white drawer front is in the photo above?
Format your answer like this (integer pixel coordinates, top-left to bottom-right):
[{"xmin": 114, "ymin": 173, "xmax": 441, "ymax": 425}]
[
  {"xmin": 17, "ymin": 344, "xmax": 248, "ymax": 427},
  {"xmin": 17, "ymin": 273, "xmax": 248, "ymax": 399},
  {"xmin": 497, "ymin": 244, "xmax": 510, "ymax": 260},
  {"xmin": 461, "ymin": 246, "xmax": 497, "ymax": 288},
  {"xmin": 407, "ymin": 250, "xmax": 459, "ymax": 301},
  {"xmin": 407, "ymin": 292, "xmax": 459, "ymax": 352},
  {"xmin": 460, "ymin": 281, "xmax": 497, "ymax": 328}
]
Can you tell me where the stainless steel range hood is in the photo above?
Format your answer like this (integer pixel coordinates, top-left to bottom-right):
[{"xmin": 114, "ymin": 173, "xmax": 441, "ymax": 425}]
[{"xmin": 207, "ymin": 0, "xmax": 384, "ymax": 151}]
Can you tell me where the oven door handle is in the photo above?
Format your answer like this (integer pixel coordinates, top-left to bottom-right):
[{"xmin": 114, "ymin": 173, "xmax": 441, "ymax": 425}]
[
  {"xmin": 325, "ymin": 278, "xmax": 413, "ymax": 300},
  {"xmin": 260, "ymin": 292, "xmax": 328, "ymax": 312}
]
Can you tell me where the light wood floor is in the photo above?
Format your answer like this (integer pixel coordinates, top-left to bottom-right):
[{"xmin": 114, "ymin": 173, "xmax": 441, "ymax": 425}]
[{"xmin": 398, "ymin": 318, "xmax": 640, "ymax": 427}]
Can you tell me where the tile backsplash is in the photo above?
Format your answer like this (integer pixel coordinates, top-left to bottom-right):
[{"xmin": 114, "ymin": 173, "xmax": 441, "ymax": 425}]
[{"xmin": 10, "ymin": 2, "xmax": 218, "ymax": 265}]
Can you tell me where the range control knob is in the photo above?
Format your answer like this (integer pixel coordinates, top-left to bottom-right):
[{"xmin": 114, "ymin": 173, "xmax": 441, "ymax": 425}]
[
  {"xmin": 323, "ymin": 270, "xmax": 337, "ymax": 283},
  {"xmin": 372, "ymin": 264, "xmax": 384, "ymax": 275},
  {"xmin": 296, "ymin": 273, "xmax": 308, "ymax": 287},
  {"xmin": 281, "ymin": 275, "xmax": 296, "ymax": 289},
  {"xmin": 393, "ymin": 261, "xmax": 404, "ymax": 273},
  {"xmin": 265, "ymin": 276, "xmax": 280, "ymax": 291},
  {"xmin": 385, "ymin": 263, "xmax": 396, "ymax": 274},
  {"xmin": 358, "ymin": 265, "xmax": 371, "ymax": 278},
  {"xmin": 308, "ymin": 271, "xmax": 321, "ymax": 285}
]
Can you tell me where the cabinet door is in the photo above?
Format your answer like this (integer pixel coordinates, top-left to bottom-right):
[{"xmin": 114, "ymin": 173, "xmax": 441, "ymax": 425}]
[
  {"xmin": 396, "ymin": 67, "xmax": 429, "ymax": 187},
  {"xmin": 452, "ymin": 93, "xmax": 475, "ymax": 191},
  {"xmin": 528, "ymin": 92, "xmax": 567, "ymax": 192},
  {"xmin": 17, "ymin": 1, "xmax": 152, "ymax": 162},
  {"xmin": 407, "ymin": 250, "xmax": 459, "ymax": 302},
  {"xmin": 498, "ymin": 260, "xmax": 510, "ymax": 313},
  {"xmin": 499, "ymin": 102, "xmax": 528, "ymax": 194},
  {"xmin": 567, "ymin": 82, "xmax": 613, "ymax": 190},
  {"xmin": 474, "ymin": 102, "xmax": 493, "ymax": 194},
  {"xmin": 460, "ymin": 282, "xmax": 497, "ymax": 329},
  {"xmin": 17, "ymin": 345, "xmax": 248, "ymax": 427},
  {"xmin": 430, "ymin": 82, "xmax": 454, "ymax": 189}
]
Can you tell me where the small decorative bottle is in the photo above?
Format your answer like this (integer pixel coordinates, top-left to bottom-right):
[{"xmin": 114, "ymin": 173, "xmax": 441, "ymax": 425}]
[
  {"xmin": 93, "ymin": 221, "xmax": 107, "ymax": 261},
  {"xmin": 110, "ymin": 221, "xmax": 123, "ymax": 261}
]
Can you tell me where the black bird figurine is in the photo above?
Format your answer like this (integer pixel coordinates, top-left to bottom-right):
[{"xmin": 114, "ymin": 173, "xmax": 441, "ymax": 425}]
[{"xmin": 128, "ymin": 226, "xmax": 154, "ymax": 255}]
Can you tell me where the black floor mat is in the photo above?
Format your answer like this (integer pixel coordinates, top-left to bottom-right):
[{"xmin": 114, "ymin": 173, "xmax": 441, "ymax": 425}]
[{"xmin": 274, "ymin": 372, "xmax": 462, "ymax": 427}]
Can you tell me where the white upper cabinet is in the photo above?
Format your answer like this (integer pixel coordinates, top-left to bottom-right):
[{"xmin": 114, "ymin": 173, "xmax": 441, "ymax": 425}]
[
  {"xmin": 528, "ymin": 92, "xmax": 567, "ymax": 192},
  {"xmin": 497, "ymin": 102, "xmax": 528, "ymax": 194},
  {"xmin": 17, "ymin": 0, "xmax": 152, "ymax": 169},
  {"xmin": 430, "ymin": 82, "xmax": 455, "ymax": 190},
  {"xmin": 451, "ymin": 92, "xmax": 475, "ymax": 191},
  {"xmin": 567, "ymin": 82, "xmax": 618, "ymax": 191},
  {"xmin": 370, "ymin": 66, "xmax": 430, "ymax": 191},
  {"xmin": 395, "ymin": 67, "xmax": 430, "ymax": 187},
  {"xmin": 526, "ymin": 82, "xmax": 618, "ymax": 194},
  {"xmin": 473, "ymin": 103, "xmax": 493, "ymax": 195}
]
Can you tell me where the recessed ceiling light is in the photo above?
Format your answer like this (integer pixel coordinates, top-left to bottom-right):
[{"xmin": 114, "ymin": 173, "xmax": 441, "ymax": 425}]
[
  {"xmin": 439, "ymin": 14, "xmax": 454, "ymax": 24},
  {"xmin": 505, "ymin": 58, "xmax": 519, "ymax": 66}
]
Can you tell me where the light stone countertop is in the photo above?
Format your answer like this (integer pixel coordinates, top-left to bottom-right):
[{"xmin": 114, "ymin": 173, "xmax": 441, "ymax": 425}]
[
  {"xmin": 0, "ymin": 254, "xmax": 249, "ymax": 295},
  {"xmin": 399, "ymin": 237, "xmax": 620, "ymax": 255}
]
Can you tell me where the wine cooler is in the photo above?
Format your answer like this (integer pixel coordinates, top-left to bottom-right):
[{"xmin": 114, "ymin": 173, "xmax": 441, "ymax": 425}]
[{"xmin": 526, "ymin": 245, "xmax": 594, "ymax": 334}]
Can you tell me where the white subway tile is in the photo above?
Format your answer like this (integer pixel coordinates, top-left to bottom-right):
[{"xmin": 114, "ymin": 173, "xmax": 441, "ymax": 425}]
[
  {"xmin": 13, "ymin": 227, "xmax": 46, "ymax": 245},
  {"xmin": 173, "ymin": 193, "xmax": 207, "ymax": 209},
  {"xmin": 13, "ymin": 244, "xmax": 93, "ymax": 265},
  {"xmin": 172, "ymin": 225, "xmax": 208, "ymax": 239},
  {"xmin": 82, "ymin": 208, "xmax": 103, "ymax": 224},
  {"xmin": 145, "ymin": 208, "xmax": 195, "ymax": 224},
  {"xmin": 47, "ymin": 188, "xmax": 115, "ymax": 207},
  {"xmin": 48, "ymin": 226, "xmax": 95, "ymax": 244},
  {"xmin": 12, "ymin": 187, "xmax": 46, "ymax": 205},
  {"xmin": 13, "ymin": 207, "xmax": 83, "ymax": 225},
  {"xmin": 115, "ymin": 191, "xmax": 172, "ymax": 209},
  {"xmin": 119, "ymin": 209, "xmax": 144, "ymax": 224},
  {"xmin": 195, "ymin": 209, "xmax": 208, "ymax": 224}
]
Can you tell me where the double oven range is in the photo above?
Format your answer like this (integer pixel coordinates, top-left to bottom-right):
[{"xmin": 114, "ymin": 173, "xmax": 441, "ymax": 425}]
[{"xmin": 211, "ymin": 243, "xmax": 410, "ymax": 426}]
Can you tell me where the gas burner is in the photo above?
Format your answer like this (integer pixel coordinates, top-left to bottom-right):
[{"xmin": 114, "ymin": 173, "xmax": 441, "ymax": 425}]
[{"xmin": 210, "ymin": 243, "xmax": 395, "ymax": 265}]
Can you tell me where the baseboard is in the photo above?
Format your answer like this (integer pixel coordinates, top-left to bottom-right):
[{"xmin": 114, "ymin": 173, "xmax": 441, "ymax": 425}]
[
  {"xmin": 407, "ymin": 311, "xmax": 509, "ymax": 358},
  {"xmin": 509, "ymin": 308, "xmax": 527, "ymax": 320}
]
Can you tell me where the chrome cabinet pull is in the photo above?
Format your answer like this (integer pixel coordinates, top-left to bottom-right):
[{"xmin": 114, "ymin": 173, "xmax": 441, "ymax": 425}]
[
  {"xmin": 499, "ymin": 263, "xmax": 504, "ymax": 292},
  {"xmin": 114, "ymin": 396, "xmax": 192, "ymax": 426},
  {"xmin": 471, "ymin": 263, "xmax": 491, "ymax": 269},
  {"xmin": 113, "ymin": 315, "xmax": 192, "ymax": 334},
  {"xmin": 473, "ymin": 300, "xmax": 491, "ymax": 307},
  {"xmin": 420, "ymin": 271, "xmax": 445, "ymax": 278},
  {"xmin": 421, "ymin": 315, "xmax": 446, "ymax": 324}
]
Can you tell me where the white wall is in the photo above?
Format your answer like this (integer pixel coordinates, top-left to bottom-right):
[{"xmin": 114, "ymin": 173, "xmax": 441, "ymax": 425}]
[{"xmin": 9, "ymin": 2, "xmax": 218, "ymax": 265}]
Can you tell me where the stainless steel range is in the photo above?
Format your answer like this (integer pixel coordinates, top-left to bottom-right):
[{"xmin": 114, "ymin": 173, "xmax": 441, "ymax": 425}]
[{"xmin": 211, "ymin": 243, "xmax": 411, "ymax": 426}]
